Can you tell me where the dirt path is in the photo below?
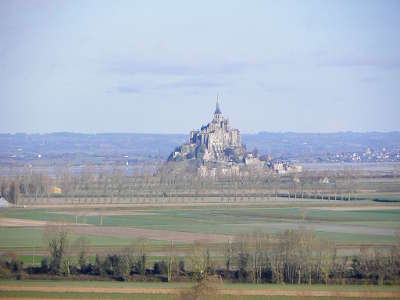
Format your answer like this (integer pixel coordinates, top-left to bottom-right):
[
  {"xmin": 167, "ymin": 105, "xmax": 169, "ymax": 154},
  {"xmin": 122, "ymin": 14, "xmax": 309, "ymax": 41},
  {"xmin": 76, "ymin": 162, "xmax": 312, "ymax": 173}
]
[
  {"xmin": 0, "ymin": 218, "xmax": 85, "ymax": 227},
  {"xmin": 1, "ymin": 285, "xmax": 400, "ymax": 298},
  {"xmin": 50, "ymin": 210, "xmax": 157, "ymax": 216},
  {"xmin": 309, "ymin": 205, "xmax": 400, "ymax": 211},
  {"xmin": 0, "ymin": 218, "xmax": 49, "ymax": 227}
]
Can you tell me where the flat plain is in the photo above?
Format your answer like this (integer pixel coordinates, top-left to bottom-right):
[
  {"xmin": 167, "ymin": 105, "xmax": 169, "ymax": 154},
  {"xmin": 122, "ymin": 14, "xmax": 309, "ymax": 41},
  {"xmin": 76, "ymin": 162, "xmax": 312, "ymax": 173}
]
[
  {"xmin": 0, "ymin": 198, "xmax": 399, "ymax": 259},
  {"xmin": 1, "ymin": 197, "xmax": 399, "ymax": 299}
]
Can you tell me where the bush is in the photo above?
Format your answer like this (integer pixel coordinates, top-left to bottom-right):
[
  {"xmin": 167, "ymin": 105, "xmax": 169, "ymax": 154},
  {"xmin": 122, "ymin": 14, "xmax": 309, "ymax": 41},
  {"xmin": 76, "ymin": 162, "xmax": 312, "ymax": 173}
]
[
  {"xmin": 153, "ymin": 261, "xmax": 168, "ymax": 275},
  {"xmin": 0, "ymin": 265, "xmax": 11, "ymax": 278},
  {"xmin": 40, "ymin": 258, "xmax": 49, "ymax": 273},
  {"xmin": 102, "ymin": 254, "xmax": 130, "ymax": 281},
  {"xmin": 92, "ymin": 255, "xmax": 102, "ymax": 276},
  {"xmin": 9, "ymin": 259, "xmax": 23, "ymax": 273},
  {"xmin": 178, "ymin": 259, "xmax": 185, "ymax": 275}
]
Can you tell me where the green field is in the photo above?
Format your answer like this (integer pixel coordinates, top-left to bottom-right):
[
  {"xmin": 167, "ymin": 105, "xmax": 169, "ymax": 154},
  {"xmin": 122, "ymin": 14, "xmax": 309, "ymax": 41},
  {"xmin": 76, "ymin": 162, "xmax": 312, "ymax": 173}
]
[
  {"xmin": 2, "ymin": 204, "xmax": 399, "ymax": 228},
  {"xmin": 0, "ymin": 227, "xmax": 167, "ymax": 249},
  {"xmin": 0, "ymin": 199, "xmax": 399, "ymax": 258}
]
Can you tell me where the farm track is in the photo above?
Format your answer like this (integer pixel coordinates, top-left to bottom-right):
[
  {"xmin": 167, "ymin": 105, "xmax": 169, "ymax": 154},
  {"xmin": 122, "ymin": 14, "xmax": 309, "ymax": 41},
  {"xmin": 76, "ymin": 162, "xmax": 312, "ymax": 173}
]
[
  {"xmin": 0, "ymin": 218, "xmax": 87, "ymax": 227},
  {"xmin": 1, "ymin": 285, "xmax": 400, "ymax": 298}
]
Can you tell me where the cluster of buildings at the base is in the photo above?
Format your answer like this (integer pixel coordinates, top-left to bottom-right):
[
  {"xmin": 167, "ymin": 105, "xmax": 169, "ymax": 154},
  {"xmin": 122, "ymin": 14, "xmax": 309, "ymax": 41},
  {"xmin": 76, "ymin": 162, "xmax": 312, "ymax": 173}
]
[{"xmin": 168, "ymin": 102, "xmax": 302, "ymax": 177}]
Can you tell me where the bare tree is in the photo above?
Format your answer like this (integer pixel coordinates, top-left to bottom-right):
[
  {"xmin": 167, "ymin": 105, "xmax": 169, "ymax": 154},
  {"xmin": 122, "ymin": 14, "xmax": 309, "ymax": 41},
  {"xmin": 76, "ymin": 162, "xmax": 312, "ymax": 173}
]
[
  {"xmin": 9, "ymin": 180, "xmax": 20, "ymax": 205},
  {"xmin": 224, "ymin": 239, "xmax": 233, "ymax": 272},
  {"xmin": 188, "ymin": 242, "xmax": 209, "ymax": 281},
  {"xmin": 43, "ymin": 225, "xmax": 70, "ymax": 275}
]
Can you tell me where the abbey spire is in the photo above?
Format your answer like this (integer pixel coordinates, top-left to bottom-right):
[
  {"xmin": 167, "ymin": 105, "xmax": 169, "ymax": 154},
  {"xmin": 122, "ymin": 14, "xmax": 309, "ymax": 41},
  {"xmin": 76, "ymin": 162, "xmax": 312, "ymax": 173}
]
[
  {"xmin": 215, "ymin": 100, "xmax": 221, "ymax": 115},
  {"xmin": 214, "ymin": 100, "xmax": 223, "ymax": 123}
]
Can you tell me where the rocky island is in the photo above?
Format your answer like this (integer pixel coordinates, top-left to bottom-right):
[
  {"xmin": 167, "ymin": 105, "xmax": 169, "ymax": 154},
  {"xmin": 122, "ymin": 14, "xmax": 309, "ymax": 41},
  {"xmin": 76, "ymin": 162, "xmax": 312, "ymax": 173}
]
[{"xmin": 167, "ymin": 102, "xmax": 301, "ymax": 177}]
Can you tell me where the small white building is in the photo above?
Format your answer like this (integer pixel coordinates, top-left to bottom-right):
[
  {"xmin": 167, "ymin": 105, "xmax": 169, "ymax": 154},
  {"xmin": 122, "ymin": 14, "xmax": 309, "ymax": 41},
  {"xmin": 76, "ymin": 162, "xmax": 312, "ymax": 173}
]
[{"xmin": 0, "ymin": 197, "xmax": 9, "ymax": 208}]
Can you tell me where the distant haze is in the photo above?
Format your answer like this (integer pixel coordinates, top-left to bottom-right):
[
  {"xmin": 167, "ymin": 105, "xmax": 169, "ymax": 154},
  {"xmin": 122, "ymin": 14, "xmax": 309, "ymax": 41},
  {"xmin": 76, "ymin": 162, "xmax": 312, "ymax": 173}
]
[
  {"xmin": 1, "ymin": 132, "xmax": 400, "ymax": 162},
  {"xmin": 0, "ymin": 0, "xmax": 399, "ymax": 133}
]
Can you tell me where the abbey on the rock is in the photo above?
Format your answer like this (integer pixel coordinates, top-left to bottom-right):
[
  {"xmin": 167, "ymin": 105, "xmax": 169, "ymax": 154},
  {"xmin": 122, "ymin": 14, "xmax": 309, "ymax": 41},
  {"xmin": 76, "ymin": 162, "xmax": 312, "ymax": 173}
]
[
  {"xmin": 167, "ymin": 101, "xmax": 301, "ymax": 177},
  {"xmin": 168, "ymin": 102, "xmax": 247, "ymax": 164}
]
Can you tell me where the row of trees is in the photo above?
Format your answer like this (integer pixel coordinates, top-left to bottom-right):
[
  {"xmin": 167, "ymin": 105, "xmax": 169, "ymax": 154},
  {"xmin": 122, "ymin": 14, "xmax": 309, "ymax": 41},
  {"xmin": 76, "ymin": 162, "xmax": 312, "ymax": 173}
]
[
  {"xmin": 0, "ymin": 172, "xmax": 53, "ymax": 203},
  {"xmin": 220, "ymin": 230, "xmax": 400, "ymax": 285},
  {"xmin": 0, "ymin": 167, "xmax": 369, "ymax": 203},
  {"xmin": 0, "ymin": 180, "xmax": 20, "ymax": 204},
  {"xmin": 1, "ymin": 228, "xmax": 399, "ymax": 285}
]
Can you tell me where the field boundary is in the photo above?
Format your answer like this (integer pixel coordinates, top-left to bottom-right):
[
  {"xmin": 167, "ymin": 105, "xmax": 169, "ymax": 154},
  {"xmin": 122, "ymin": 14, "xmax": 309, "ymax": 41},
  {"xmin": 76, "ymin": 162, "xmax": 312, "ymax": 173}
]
[{"xmin": 1, "ymin": 285, "xmax": 400, "ymax": 298}]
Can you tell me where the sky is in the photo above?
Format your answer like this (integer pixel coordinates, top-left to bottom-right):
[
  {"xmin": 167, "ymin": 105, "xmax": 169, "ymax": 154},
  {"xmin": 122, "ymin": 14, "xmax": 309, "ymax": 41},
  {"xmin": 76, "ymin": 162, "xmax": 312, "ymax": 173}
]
[{"xmin": 0, "ymin": 0, "xmax": 399, "ymax": 134}]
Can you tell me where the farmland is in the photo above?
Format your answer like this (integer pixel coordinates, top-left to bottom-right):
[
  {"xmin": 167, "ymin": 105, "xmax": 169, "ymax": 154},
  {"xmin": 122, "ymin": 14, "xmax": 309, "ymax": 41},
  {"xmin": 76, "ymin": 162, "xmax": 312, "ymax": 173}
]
[
  {"xmin": 0, "ymin": 199, "xmax": 399, "ymax": 260},
  {"xmin": 1, "ymin": 169, "xmax": 400, "ymax": 298},
  {"xmin": 0, "ymin": 280, "xmax": 400, "ymax": 299}
]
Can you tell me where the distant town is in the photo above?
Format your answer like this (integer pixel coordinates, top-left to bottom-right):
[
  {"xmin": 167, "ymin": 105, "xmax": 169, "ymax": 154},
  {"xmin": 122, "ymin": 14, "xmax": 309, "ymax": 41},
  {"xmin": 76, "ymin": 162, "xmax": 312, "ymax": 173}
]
[{"xmin": 320, "ymin": 147, "xmax": 400, "ymax": 163}]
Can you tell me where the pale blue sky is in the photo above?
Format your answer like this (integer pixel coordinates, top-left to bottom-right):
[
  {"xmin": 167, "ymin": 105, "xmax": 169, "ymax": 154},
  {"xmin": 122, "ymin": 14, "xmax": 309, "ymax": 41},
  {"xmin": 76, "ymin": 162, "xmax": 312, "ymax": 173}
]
[{"xmin": 0, "ymin": 0, "xmax": 399, "ymax": 133}]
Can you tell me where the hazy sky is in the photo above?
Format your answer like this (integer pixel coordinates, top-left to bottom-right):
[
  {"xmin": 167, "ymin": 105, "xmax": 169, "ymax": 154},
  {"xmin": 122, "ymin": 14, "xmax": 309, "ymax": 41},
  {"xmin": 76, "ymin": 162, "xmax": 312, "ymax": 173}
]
[{"xmin": 1, "ymin": 0, "xmax": 399, "ymax": 134}]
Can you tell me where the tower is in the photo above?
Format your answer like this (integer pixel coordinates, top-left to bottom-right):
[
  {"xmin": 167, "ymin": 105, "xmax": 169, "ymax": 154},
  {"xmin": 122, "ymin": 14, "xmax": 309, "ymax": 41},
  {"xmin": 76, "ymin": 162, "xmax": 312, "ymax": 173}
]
[{"xmin": 214, "ymin": 100, "xmax": 223, "ymax": 123}]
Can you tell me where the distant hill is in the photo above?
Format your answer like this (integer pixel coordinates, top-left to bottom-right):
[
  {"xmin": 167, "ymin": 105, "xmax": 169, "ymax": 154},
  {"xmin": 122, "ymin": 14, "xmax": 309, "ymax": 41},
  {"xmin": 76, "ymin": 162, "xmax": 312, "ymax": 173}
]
[
  {"xmin": 0, "ymin": 133, "xmax": 186, "ymax": 160},
  {"xmin": 0, "ymin": 132, "xmax": 399, "ymax": 164},
  {"xmin": 243, "ymin": 132, "xmax": 400, "ymax": 160}
]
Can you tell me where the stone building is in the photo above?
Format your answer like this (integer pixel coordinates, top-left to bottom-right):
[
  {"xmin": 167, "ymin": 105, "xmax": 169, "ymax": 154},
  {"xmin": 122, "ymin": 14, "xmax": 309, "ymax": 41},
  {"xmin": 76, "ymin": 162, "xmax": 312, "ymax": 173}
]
[
  {"xmin": 168, "ymin": 102, "xmax": 246, "ymax": 164},
  {"xmin": 167, "ymin": 101, "xmax": 301, "ymax": 177}
]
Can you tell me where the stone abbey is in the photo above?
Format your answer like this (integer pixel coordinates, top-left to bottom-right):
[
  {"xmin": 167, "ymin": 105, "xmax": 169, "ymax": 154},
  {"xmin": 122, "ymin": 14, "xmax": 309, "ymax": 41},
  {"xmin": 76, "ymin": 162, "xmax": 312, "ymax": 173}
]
[
  {"xmin": 167, "ymin": 101, "xmax": 302, "ymax": 177},
  {"xmin": 169, "ymin": 102, "xmax": 246, "ymax": 163},
  {"xmin": 190, "ymin": 101, "xmax": 241, "ymax": 153},
  {"xmin": 168, "ymin": 102, "xmax": 265, "ymax": 177}
]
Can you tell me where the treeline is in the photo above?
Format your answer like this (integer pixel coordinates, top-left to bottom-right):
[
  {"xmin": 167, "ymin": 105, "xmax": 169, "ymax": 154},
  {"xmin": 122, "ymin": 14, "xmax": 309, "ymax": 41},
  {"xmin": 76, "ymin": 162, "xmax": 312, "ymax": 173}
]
[
  {"xmin": 1, "ymin": 228, "xmax": 400, "ymax": 285},
  {"xmin": 0, "ymin": 172, "xmax": 53, "ymax": 204},
  {"xmin": 0, "ymin": 166, "xmax": 370, "ymax": 203}
]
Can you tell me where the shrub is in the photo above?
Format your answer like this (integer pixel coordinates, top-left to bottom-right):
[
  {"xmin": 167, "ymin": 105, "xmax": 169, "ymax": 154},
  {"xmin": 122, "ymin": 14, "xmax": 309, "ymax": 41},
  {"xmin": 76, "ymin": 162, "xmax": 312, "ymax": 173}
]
[
  {"xmin": 154, "ymin": 261, "xmax": 168, "ymax": 275},
  {"xmin": 40, "ymin": 257, "xmax": 49, "ymax": 273}
]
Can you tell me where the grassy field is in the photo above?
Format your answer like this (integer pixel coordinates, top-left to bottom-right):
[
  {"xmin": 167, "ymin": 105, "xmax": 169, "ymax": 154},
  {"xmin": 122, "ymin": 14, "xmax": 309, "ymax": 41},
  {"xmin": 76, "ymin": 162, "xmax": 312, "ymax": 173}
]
[
  {"xmin": 0, "ymin": 199, "xmax": 399, "ymax": 259},
  {"xmin": 2, "ymin": 203, "xmax": 400, "ymax": 227},
  {"xmin": 0, "ymin": 227, "xmax": 168, "ymax": 249},
  {"xmin": 0, "ymin": 199, "xmax": 399, "ymax": 298}
]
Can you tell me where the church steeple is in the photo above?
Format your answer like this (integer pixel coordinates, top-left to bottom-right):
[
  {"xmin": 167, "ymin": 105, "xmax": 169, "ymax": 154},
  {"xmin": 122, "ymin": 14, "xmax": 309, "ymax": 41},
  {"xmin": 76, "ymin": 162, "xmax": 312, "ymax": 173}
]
[
  {"xmin": 213, "ymin": 98, "xmax": 223, "ymax": 123},
  {"xmin": 215, "ymin": 100, "xmax": 221, "ymax": 115}
]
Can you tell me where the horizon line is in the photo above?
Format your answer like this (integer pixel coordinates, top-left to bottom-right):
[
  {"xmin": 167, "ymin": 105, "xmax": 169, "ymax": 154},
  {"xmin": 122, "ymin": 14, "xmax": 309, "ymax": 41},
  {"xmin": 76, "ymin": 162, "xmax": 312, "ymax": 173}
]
[{"xmin": 1, "ymin": 130, "xmax": 400, "ymax": 135}]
